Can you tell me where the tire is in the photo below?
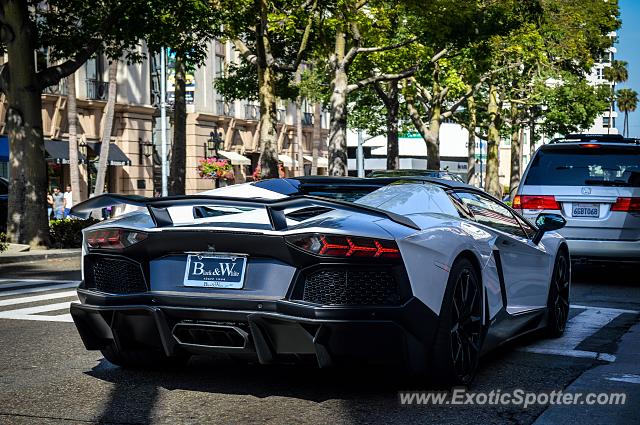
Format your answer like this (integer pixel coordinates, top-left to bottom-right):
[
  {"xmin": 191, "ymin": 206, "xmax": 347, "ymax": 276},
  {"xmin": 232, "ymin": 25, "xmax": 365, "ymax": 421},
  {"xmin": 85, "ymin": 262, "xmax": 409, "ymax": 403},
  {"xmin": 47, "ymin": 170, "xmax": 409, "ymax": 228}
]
[
  {"xmin": 101, "ymin": 343, "xmax": 190, "ymax": 369},
  {"xmin": 545, "ymin": 249, "xmax": 570, "ymax": 338},
  {"xmin": 429, "ymin": 257, "xmax": 485, "ymax": 387}
]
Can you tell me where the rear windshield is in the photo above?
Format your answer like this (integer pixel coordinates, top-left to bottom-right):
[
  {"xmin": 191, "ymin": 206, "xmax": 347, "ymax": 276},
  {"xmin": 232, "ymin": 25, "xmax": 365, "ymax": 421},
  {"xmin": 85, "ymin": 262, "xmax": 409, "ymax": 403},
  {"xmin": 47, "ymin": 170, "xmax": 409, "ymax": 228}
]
[{"xmin": 524, "ymin": 146, "xmax": 640, "ymax": 187}]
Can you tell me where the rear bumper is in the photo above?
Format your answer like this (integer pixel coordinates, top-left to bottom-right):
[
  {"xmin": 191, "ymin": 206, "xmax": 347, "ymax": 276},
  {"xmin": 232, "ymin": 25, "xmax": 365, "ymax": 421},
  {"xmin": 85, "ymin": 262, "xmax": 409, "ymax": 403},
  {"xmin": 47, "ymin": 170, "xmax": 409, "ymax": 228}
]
[
  {"xmin": 70, "ymin": 291, "xmax": 438, "ymax": 370},
  {"xmin": 566, "ymin": 238, "xmax": 640, "ymax": 261}
]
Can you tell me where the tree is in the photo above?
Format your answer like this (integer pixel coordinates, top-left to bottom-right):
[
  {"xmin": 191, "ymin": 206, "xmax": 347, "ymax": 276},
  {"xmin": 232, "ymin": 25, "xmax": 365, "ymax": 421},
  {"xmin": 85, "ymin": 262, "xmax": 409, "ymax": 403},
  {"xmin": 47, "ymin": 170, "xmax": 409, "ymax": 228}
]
[
  {"xmin": 616, "ymin": 88, "xmax": 638, "ymax": 137},
  {"xmin": 66, "ymin": 72, "xmax": 81, "ymax": 205},
  {"xmin": 93, "ymin": 60, "xmax": 117, "ymax": 196},
  {"xmin": 603, "ymin": 60, "xmax": 628, "ymax": 133},
  {"xmin": 0, "ymin": 0, "xmax": 159, "ymax": 246},
  {"xmin": 216, "ymin": 0, "xmax": 318, "ymax": 179}
]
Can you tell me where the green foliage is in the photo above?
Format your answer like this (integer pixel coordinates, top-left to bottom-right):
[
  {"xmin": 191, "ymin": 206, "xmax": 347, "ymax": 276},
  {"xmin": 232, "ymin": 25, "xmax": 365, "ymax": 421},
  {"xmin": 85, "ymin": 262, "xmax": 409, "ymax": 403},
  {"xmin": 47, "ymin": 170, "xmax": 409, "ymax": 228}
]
[
  {"xmin": 48, "ymin": 219, "xmax": 100, "ymax": 249},
  {"xmin": 0, "ymin": 232, "xmax": 8, "ymax": 253},
  {"xmin": 617, "ymin": 88, "xmax": 638, "ymax": 113}
]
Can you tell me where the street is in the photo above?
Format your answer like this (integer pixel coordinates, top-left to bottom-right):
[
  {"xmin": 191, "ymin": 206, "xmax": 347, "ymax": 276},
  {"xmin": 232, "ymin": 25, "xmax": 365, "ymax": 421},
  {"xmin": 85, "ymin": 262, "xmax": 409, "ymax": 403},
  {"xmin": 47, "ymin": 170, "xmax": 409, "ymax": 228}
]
[{"xmin": 0, "ymin": 258, "xmax": 637, "ymax": 424}]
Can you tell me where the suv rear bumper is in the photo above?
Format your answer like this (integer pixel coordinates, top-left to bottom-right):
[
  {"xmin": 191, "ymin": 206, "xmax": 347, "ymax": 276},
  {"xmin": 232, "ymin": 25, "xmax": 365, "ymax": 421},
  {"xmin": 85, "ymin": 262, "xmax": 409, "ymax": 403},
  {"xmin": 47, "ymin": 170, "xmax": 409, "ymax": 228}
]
[{"xmin": 567, "ymin": 238, "xmax": 640, "ymax": 261}]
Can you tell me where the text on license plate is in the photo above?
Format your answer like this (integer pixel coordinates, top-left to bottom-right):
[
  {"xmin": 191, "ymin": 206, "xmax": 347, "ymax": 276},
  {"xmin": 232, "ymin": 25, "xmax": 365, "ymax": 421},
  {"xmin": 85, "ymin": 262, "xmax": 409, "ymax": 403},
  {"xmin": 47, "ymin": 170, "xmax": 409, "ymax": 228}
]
[
  {"xmin": 572, "ymin": 203, "xmax": 599, "ymax": 218},
  {"xmin": 183, "ymin": 254, "xmax": 247, "ymax": 288}
]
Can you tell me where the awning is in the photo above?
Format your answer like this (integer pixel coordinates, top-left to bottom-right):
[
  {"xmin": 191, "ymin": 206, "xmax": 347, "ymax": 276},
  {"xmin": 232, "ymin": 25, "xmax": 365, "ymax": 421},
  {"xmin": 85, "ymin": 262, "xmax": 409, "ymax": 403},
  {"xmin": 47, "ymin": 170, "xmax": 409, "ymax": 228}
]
[
  {"xmin": 278, "ymin": 154, "xmax": 299, "ymax": 167},
  {"xmin": 218, "ymin": 150, "xmax": 251, "ymax": 166},
  {"xmin": 303, "ymin": 155, "xmax": 329, "ymax": 168},
  {"xmin": 0, "ymin": 136, "xmax": 8, "ymax": 162},
  {"xmin": 45, "ymin": 140, "xmax": 87, "ymax": 164},
  {"xmin": 87, "ymin": 142, "xmax": 132, "ymax": 166}
]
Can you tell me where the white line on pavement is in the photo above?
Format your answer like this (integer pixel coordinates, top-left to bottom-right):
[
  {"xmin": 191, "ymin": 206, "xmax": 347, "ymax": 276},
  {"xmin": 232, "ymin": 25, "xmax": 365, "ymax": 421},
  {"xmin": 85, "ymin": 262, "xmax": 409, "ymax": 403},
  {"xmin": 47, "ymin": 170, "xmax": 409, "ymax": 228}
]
[
  {"xmin": 570, "ymin": 304, "xmax": 639, "ymax": 315},
  {"xmin": 605, "ymin": 374, "xmax": 640, "ymax": 384},
  {"xmin": 0, "ymin": 301, "xmax": 73, "ymax": 322},
  {"xmin": 521, "ymin": 347, "xmax": 616, "ymax": 362},
  {"xmin": 0, "ymin": 282, "xmax": 79, "ymax": 297},
  {"xmin": 0, "ymin": 279, "xmax": 79, "ymax": 288},
  {"xmin": 0, "ymin": 291, "xmax": 78, "ymax": 307},
  {"xmin": 524, "ymin": 308, "xmax": 621, "ymax": 353}
]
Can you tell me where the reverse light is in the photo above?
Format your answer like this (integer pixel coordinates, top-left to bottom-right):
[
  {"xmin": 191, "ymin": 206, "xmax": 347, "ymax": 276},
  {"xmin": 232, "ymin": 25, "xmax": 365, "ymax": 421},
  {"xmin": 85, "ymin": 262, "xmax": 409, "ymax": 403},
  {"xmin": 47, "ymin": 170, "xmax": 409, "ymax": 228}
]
[
  {"xmin": 287, "ymin": 234, "xmax": 401, "ymax": 259},
  {"xmin": 85, "ymin": 228, "xmax": 148, "ymax": 249},
  {"xmin": 611, "ymin": 197, "xmax": 640, "ymax": 212},
  {"xmin": 513, "ymin": 195, "xmax": 560, "ymax": 211}
]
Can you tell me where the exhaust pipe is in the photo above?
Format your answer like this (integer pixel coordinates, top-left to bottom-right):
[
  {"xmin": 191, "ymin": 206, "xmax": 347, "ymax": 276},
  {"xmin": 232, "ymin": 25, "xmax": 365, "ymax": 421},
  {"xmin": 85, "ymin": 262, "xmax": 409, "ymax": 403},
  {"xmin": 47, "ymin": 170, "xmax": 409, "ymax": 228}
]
[{"xmin": 172, "ymin": 322, "xmax": 249, "ymax": 350}]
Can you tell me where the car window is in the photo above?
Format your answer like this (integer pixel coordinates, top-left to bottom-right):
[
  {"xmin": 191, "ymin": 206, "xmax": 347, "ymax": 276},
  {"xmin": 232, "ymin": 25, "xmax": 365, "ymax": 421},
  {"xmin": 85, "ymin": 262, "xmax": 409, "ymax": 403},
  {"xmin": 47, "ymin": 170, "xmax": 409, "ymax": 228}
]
[
  {"xmin": 453, "ymin": 191, "xmax": 528, "ymax": 239},
  {"xmin": 524, "ymin": 146, "xmax": 640, "ymax": 187}
]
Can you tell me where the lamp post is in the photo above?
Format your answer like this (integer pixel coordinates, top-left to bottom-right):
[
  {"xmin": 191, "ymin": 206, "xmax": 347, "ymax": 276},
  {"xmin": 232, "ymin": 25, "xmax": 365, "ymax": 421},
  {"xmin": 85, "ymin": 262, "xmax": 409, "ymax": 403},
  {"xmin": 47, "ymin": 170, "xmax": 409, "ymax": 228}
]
[
  {"xmin": 138, "ymin": 138, "xmax": 154, "ymax": 165},
  {"xmin": 160, "ymin": 47, "xmax": 168, "ymax": 197},
  {"xmin": 207, "ymin": 129, "xmax": 224, "ymax": 187}
]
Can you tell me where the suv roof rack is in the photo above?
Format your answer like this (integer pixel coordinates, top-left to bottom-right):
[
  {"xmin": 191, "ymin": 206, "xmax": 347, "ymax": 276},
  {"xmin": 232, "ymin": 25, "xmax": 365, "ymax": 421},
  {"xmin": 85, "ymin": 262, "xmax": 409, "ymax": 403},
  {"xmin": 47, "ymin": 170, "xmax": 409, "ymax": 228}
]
[{"xmin": 549, "ymin": 134, "xmax": 640, "ymax": 145}]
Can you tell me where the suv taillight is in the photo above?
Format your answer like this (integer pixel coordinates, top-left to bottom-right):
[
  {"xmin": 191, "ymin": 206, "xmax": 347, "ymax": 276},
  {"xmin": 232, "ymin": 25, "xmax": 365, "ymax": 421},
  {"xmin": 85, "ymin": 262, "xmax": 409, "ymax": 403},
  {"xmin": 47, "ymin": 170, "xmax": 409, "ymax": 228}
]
[
  {"xmin": 513, "ymin": 195, "xmax": 560, "ymax": 211},
  {"xmin": 85, "ymin": 228, "xmax": 148, "ymax": 249},
  {"xmin": 611, "ymin": 197, "xmax": 640, "ymax": 212},
  {"xmin": 287, "ymin": 234, "xmax": 400, "ymax": 259}
]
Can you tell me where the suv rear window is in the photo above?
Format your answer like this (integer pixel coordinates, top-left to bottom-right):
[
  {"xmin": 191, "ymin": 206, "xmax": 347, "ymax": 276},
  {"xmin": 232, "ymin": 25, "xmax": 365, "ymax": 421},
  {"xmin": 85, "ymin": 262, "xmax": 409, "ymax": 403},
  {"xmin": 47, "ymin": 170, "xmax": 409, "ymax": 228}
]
[{"xmin": 524, "ymin": 146, "xmax": 640, "ymax": 187}]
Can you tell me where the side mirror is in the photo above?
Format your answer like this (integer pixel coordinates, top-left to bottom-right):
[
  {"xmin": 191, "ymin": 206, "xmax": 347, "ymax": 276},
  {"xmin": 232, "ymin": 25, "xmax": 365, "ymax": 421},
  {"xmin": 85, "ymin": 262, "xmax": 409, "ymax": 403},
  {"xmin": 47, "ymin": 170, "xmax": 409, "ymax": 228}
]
[{"xmin": 532, "ymin": 213, "xmax": 566, "ymax": 245}]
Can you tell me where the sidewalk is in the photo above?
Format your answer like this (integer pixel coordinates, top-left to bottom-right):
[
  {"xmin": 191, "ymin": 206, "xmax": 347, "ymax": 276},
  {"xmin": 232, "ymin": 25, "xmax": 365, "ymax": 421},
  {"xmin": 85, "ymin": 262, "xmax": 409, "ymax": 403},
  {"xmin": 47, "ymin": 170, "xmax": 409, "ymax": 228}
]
[
  {"xmin": 533, "ymin": 318, "xmax": 640, "ymax": 425},
  {"xmin": 0, "ymin": 247, "xmax": 81, "ymax": 265}
]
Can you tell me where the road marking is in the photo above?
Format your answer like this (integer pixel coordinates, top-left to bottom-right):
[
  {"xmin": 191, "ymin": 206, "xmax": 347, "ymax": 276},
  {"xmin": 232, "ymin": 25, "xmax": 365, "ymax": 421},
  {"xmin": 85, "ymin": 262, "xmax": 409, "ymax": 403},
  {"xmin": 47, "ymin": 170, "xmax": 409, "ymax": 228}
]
[
  {"xmin": 0, "ymin": 291, "xmax": 77, "ymax": 307},
  {"xmin": 606, "ymin": 374, "xmax": 640, "ymax": 384},
  {"xmin": 0, "ymin": 282, "xmax": 79, "ymax": 297},
  {"xmin": 570, "ymin": 304, "xmax": 639, "ymax": 315},
  {"xmin": 519, "ymin": 306, "xmax": 626, "ymax": 362},
  {"xmin": 0, "ymin": 279, "xmax": 79, "ymax": 288},
  {"xmin": 0, "ymin": 301, "xmax": 74, "ymax": 322}
]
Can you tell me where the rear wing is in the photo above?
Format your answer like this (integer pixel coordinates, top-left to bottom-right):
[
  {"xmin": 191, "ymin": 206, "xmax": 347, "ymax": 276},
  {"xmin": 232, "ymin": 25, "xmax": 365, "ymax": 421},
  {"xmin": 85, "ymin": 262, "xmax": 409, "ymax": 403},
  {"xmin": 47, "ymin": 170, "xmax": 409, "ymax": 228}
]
[{"xmin": 70, "ymin": 193, "xmax": 420, "ymax": 231}]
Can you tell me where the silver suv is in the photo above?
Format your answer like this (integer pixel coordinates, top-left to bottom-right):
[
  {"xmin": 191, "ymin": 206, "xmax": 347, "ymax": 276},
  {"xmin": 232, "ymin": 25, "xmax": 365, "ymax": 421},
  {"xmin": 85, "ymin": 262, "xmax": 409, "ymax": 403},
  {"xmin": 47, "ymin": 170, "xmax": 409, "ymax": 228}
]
[{"xmin": 515, "ymin": 134, "xmax": 640, "ymax": 262}]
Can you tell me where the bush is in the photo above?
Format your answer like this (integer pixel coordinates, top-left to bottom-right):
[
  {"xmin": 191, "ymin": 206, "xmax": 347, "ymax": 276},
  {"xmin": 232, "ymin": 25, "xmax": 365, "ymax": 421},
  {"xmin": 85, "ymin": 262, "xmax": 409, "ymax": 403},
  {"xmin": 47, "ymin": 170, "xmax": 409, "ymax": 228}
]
[
  {"xmin": 0, "ymin": 232, "xmax": 8, "ymax": 253},
  {"xmin": 49, "ymin": 218, "xmax": 100, "ymax": 249}
]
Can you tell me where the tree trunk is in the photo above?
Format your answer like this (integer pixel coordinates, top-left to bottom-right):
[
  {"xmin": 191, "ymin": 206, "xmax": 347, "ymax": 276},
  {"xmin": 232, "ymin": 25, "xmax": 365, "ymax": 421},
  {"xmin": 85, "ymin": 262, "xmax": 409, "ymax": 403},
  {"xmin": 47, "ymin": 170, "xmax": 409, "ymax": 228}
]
[
  {"xmin": 529, "ymin": 115, "xmax": 537, "ymax": 157},
  {"xmin": 94, "ymin": 60, "xmax": 118, "ymax": 196},
  {"xmin": 294, "ymin": 69, "xmax": 304, "ymax": 176},
  {"xmin": 67, "ymin": 72, "xmax": 81, "ymax": 205},
  {"xmin": 405, "ymin": 90, "xmax": 436, "ymax": 171},
  {"xmin": 427, "ymin": 99, "xmax": 441, "ymax": 170},
  {"xmin": 485, "ymin": 84, "xmax": 502, "ymax": 197},
  {"xmin": 255, "ymin": 0, "xmax": 278, "ymax": 179},
  {"xmin": 4, "ymin": 0, "xmax": 48, "ymax": 246},
  {"xmin": 466, "ymin": 94, "xmax": 476, "ymax": 184},
  {"xmin": 311, "ymin": 102, "xmax": 321, "ymax": 175},
  {"xmin": 385, "ymin": 81, "xmax": 400, "ymax": 170},
  {"xmin": 168, "ymin": 53, "xmax": 186, "ymax": 195},
  {"xmin": 327, "ymin": 29, "xmax": 348, "ymax": 176},
  {"xmin": 508, "ymin": 103, "xmax": 521, "ymax": 201}
]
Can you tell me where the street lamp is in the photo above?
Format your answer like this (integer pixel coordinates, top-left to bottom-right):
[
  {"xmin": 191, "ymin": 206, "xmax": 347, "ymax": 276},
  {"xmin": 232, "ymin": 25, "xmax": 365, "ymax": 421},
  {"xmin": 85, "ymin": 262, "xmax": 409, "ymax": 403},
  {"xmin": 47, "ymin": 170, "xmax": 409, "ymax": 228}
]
[
  {"xmin": 138, "ymin": 138, "xmax": 154, "ymax": 165},
  {"xmin": 205, "ymin": 129, "xmax": 223, "ymax": 159}
]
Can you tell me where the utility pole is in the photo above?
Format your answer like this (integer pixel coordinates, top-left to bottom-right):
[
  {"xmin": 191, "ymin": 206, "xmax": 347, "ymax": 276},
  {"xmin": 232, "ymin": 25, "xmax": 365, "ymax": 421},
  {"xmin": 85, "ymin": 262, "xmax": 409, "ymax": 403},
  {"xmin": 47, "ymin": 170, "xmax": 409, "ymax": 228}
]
[{"xmin": 160, "ymin": 47, "xmax": 168, "ymax": 197}]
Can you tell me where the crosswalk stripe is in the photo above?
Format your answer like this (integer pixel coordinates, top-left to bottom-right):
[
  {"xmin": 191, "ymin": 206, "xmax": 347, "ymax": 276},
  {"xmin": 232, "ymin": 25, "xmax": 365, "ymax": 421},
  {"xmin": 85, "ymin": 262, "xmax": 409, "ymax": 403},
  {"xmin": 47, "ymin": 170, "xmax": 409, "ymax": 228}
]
[
  {"xmin": 0, "ymin": 282, "xmax": 79, "ymax": 297},
  {"xmin": 0, "ymin": 279, "xmax": 79, "ymax": 289},
  {"xmin": 0, "ymin": 291, "xmax": 78, "ymax": 307},
  {"xmin": 0, "ymin": 301, "xmax": 73, "ymax": 322}
]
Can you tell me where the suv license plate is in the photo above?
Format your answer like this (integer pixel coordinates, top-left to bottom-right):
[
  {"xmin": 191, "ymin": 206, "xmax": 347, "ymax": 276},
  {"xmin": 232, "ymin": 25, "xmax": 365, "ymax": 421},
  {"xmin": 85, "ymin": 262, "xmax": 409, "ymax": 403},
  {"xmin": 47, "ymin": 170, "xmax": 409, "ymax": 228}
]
[
  {"xmin": 183, "ymin": 254, "xmax": 247, "ymax": 288},
  {"xmin": 572, "ymin": 203, "xmax": 599, "ymax": 218}
]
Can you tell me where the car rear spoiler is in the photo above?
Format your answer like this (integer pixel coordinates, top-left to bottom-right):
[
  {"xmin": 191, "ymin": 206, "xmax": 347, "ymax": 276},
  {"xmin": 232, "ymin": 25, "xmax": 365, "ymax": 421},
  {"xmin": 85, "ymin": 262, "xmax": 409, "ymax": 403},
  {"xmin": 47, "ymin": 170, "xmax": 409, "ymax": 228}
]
[{"xmin": 70, "ymin": 193, "xmax": 421, "ymax": 231}]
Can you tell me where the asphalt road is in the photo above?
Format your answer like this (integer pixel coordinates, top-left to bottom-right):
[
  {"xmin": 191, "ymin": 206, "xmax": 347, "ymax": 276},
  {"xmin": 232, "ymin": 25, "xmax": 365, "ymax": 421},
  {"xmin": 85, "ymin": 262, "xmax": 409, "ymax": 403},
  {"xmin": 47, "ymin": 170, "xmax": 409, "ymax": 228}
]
[{"xmin": 0, "ymin": 259, "xmax": 637, "ymax": 425}]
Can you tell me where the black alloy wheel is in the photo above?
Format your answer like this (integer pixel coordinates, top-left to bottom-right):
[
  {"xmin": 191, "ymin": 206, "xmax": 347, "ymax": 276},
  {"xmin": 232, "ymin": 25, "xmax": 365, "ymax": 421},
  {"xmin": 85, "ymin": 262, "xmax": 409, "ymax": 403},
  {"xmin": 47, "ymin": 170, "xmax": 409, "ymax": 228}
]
[
  {"xmin": 430, "ymin": 257, "xmax": 484, "ymax": 387},
  {"xmin": 546, "ymin": 251, "xmax": 570, "ymax": 337}
]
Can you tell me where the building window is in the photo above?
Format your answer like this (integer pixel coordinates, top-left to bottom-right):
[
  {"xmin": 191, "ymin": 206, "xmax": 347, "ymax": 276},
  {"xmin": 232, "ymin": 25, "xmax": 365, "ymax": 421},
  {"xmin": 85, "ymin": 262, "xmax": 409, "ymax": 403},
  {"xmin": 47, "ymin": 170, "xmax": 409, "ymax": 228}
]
[
  {"xmin": 602, "ymin": 116, "xmax": 615, "ymax": 128},
  {"xmin": 596, "ymin": 67, "xmax": 604, "ymax": 80}
]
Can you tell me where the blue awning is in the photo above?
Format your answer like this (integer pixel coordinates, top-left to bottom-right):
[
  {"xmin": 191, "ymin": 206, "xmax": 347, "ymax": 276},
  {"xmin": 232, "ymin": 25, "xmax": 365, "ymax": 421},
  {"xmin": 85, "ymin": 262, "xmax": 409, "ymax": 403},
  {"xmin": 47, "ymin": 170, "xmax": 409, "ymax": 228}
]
[{"xmin": 0, "ymin": 135, "xmax": 8, "ymax": 162}]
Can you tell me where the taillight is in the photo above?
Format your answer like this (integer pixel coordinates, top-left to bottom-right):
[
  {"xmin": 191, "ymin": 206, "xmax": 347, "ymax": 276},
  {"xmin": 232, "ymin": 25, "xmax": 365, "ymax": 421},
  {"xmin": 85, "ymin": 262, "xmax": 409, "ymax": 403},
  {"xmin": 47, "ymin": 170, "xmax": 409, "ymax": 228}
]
[
  {"xmin": 85, "ymin": 228, "xmax": 148, "ymax": 249},
  {"xmin": 287, "ymin": 234, "xmax": 401, "ymax": 259},
  {"xmin": 611, "ymin": 197, "xmax": 640, "ymax": 212},
  {"xmin": 579, "ymin": 143, "xmax": 601, "ymax": 149},
  {"xmin": 515, "ymin": 195, "xmax": 560, "ymax": 210}
]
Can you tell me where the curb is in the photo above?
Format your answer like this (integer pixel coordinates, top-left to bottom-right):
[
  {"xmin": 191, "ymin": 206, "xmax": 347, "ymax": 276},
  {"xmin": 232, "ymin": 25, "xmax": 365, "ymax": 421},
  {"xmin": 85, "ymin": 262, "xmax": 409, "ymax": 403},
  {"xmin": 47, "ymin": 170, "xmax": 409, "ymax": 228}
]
[{"xmin": 0, "ymin": 249, "xmax": 81, "ymax": 265}]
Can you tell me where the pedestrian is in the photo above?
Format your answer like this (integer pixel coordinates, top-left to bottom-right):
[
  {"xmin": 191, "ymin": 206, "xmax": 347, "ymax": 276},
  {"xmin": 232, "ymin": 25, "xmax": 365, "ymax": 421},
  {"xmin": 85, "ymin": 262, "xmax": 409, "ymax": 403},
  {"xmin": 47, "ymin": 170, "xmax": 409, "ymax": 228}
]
[
  {"xmin": 63, "ymin": 185, "xmax": 73, "ymax": 218},
  {"xmin": 52, "ymin": 187, "xmax": 64, "ymax": 219},
  {"xmin": 46, "ymin": 191, "xmax": 54, "ymax": 220}
]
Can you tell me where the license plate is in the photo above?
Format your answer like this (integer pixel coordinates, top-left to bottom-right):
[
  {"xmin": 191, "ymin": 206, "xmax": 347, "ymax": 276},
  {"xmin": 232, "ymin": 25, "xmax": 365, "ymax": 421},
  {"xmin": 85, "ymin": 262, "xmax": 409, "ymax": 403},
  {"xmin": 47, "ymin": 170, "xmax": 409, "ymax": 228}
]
[
  {"xmin": 183, "ymin": 254, "xmax": 247, "ymax": 288},
  {"xmin": 572, "ymin": 203, "xmax": 599, "ymax": 218}
]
